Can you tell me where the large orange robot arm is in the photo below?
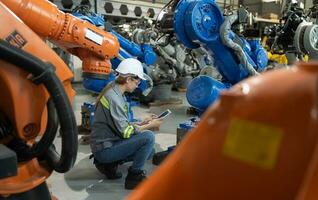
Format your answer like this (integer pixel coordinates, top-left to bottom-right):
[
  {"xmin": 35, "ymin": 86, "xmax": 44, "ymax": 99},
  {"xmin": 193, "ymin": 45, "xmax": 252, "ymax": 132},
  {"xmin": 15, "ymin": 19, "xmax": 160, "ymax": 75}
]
[
  {"xmin": 2, "ymin": 0, "xmax": 120, "ymax": 77},
  {"xmin": 0, "ymin": 1, "xmax": 119, "ymax": 199}
]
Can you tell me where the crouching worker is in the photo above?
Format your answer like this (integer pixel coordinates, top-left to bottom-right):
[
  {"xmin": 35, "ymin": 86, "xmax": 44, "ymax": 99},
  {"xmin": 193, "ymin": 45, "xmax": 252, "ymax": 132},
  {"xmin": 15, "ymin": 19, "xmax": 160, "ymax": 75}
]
[{"xmin": 90, "ymin": 58, "xmax": 163, "ymax": 190}]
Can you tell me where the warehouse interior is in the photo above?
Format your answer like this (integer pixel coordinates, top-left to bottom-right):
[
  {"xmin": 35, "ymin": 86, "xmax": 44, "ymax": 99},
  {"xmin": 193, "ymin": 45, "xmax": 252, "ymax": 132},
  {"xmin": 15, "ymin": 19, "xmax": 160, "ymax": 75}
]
[{"xmin": 0, "ymin": 0, "xmax": 318, "ymax": 199}]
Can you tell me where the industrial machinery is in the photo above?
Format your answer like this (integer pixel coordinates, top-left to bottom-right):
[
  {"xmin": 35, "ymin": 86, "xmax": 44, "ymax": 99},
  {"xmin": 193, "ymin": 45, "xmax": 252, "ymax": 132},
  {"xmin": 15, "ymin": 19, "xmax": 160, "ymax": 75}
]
[
  {"xmin": 157, "ymin": 0, "xmax": 268, "ymax": 112},
  {"xmin": 128, "ymin": 2, "xmax": 318, "ymax": 199},
  {"xmin": 265, "ymin": 0, "xmax": 318, "ymax": 64},
  {"xmin": 0, "ymin": 0, "xmax": 119, "ymax": 199},
  {"xmin": 140, "ymin": 0, "xmax": 267, "ymax": 167},
  {"xmin": 114, "ymin": 18, "xmax": 215, "ymax": 91},
  {"xmin": 109, "ymin": 15, "xmax": 217, "ymax": 108},
  {"xmin": 72, "ymin": 3, "xmax": 213, "ymax": 104},
  {"xmin": 71, "ymin": 4, "xmax": 155, "ymax": 97},
  {"xmin": 127, "ymin": 61, "xmax": 318, "ymax": 200}
]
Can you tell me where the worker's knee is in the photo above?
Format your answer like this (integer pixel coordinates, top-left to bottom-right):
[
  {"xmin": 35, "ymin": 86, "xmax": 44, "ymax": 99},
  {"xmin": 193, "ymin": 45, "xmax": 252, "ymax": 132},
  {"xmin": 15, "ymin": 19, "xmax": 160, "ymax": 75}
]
[{"xmin": 140, "ymin": 130, "xmax": 155, "ymax": 145}]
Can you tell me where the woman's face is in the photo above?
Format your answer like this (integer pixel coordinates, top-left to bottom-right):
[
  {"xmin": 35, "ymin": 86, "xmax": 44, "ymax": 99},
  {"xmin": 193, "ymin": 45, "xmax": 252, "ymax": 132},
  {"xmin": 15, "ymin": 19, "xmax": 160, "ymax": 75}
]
[{"xmin": 126, "ymin": 76, "xmax": 141, "ymax": 93}]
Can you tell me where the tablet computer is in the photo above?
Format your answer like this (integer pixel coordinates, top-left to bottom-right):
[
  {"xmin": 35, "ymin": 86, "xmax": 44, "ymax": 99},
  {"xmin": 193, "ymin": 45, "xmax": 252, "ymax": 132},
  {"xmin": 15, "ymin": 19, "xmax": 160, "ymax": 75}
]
[{"xmin": 157, "ymin": 109, "xmax": 172, "ymax": 119}]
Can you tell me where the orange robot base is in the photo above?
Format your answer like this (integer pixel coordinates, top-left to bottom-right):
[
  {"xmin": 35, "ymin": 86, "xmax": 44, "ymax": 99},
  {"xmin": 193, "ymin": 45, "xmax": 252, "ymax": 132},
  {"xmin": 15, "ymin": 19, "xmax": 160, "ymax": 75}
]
[
  {"xmin": 0, "ymin": 2, "xmax": 74, "ymax": 198},
  {"xmin": 128, "ymin": 62, "xmax": 318, "ymax": 200}
]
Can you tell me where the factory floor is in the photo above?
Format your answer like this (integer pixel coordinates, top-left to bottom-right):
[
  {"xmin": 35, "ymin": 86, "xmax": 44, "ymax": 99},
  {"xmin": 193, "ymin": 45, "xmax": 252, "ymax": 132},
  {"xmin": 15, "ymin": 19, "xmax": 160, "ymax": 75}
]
[{"xmin": 47, "ymin": 83, "xmax": 193, "ymax": 200}]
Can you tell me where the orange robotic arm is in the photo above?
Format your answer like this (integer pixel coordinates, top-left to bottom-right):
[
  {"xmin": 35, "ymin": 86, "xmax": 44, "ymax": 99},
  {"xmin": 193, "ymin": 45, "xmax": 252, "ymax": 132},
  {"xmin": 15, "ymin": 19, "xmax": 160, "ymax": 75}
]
[
  {"xmin": 2, "ymin": 0, "xmax": 120, "ymax": 77},
  {"xmin": 0, "ymin": 1, "xmax": 119, "ymax": 198},
  {"xmin": 127, "ymin": 62, "xmax": 318, "ymax": 200}
]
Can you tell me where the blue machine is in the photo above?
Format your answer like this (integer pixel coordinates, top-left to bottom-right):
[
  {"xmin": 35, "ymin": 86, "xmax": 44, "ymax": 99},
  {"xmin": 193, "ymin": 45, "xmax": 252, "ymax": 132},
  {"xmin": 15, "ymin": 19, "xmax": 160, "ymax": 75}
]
[
  {"xmin": 111, "ymin": 31, "xmax": 157, "ymax": 66},
  {"xmin": 172, "ymin": 0, "xmax": 268, "ymax": 111},
  {"xmin": 186, "ymin": 75, "xmax": 227, "ymax": 111},
  {"xmin": 153, "ymin": 0, "xmax": 268, "ymax": 164}
]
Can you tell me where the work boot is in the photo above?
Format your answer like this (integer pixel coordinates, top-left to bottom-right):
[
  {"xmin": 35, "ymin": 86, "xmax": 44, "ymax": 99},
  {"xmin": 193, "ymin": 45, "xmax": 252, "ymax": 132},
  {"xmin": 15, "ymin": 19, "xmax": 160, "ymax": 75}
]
[
  {"xmin": 125, "ymin": 167, "xmax": 147, "ymax": 190},
  {"xmin": 95, "ymin": 160, "xmax": 122, "ymax": 180}
]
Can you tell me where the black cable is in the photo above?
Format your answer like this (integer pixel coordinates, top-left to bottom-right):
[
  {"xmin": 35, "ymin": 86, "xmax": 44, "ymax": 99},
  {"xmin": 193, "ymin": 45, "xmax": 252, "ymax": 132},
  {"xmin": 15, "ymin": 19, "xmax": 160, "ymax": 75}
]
[
  {"xmin": 6, "ymin": 99, "xmax": 58, "ymax": 162},
  {"xmin": 0, "ymin": 39, "xmax": 78, "ymax": 173},
  {"xmin": 30, "ymin": 99, "xmax": 58, "ymax": 158},
  {"xmin": 0, "ymin": 113, "xmax": 13, "ymax": 140}
]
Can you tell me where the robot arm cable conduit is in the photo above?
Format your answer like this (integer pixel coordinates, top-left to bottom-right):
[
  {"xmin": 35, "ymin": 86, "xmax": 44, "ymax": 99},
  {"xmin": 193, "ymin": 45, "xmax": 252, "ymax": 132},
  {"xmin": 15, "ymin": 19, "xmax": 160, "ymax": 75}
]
[
  {"xmin": 0, "ymin": 40, "xmax": 78, "ymax": 173},
  {"xmin": 220, "ymin": 13, "xmax": 259, "ymax": 76}
]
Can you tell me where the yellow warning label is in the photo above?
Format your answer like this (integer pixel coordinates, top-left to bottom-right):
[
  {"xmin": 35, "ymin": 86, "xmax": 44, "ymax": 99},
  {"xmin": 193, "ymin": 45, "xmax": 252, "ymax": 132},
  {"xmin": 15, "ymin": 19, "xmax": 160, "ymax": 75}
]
[{"xmin": 223, "ymin": 119, "xmax": 283, "ymax": 170}]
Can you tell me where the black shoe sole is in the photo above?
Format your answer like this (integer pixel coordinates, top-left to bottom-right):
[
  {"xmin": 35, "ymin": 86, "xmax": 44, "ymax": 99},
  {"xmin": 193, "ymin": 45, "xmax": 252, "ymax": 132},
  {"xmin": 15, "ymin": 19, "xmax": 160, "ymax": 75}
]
[
  {"xmin": 124, "ymin": 180, "xmax": 139, "ymax": 190},
  {"xmin": 106, "ymin": 173, "xmax": 122, "ymax": 180}
]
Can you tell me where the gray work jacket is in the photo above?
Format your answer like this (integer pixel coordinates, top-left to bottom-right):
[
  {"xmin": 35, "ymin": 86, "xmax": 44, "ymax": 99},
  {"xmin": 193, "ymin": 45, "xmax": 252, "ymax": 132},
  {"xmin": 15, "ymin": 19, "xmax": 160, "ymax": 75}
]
[{"xmin": 90, "ymin": 82, "xmax": 137, "ymax": 153}]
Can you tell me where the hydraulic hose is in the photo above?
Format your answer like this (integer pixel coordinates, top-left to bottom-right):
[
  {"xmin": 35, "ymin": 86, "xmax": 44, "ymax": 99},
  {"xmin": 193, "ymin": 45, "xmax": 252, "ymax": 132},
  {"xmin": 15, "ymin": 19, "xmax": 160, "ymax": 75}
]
[
  {"xmin": 30, "ymin": 99, "xmax": 58, "ymax": 158},
  {"xmin": 0, "ymin": 39, "xmax": 78, "ymax": 173},
  {"xmin": 142, "ymin": 73, "xmax": 153, "ymax": 96},
  {"xmin": 6, "ymin": 99, "xmax": 59, "ymax": 163},
  {"xmin": 220, "ymin": 14, "xmax": 259, "ymax": 76}
]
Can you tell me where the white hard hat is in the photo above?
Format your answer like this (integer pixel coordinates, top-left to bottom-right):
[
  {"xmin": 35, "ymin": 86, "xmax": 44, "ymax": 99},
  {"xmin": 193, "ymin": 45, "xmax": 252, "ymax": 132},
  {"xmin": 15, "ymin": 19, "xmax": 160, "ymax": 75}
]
[{"xmin": 115, "ymin": 58, "xmax": 146, "ymax": 80}]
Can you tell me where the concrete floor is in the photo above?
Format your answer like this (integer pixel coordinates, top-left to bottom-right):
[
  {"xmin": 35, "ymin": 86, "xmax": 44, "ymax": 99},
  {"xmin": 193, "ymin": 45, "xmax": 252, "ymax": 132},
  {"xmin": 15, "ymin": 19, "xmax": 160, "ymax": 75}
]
[{"xmin": 47, "ymin": 84, "xmax": 193, "ymax": 200}]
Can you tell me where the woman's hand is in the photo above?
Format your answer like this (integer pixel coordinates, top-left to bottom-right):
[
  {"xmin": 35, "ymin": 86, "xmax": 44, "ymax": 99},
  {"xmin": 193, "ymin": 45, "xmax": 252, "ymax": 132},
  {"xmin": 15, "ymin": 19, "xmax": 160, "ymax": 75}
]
[
  {"xmin": 143, "ymin": 113, "xmax": 158, "ymax": 124},
  {"xmin": 148, "ymin": 118, "xmax": 163, "ymax": 129},
  {"xmin": 137, "ymin": 117, "xmax": 163, "ymax": 131}
]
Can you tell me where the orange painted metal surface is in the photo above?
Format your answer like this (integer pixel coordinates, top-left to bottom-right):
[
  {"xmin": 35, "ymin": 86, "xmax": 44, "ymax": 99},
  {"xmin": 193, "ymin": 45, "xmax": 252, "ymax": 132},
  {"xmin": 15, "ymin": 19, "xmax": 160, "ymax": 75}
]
[
  {"xmin": 127, "ymin": 62, "xmax": 318, "ymax": 200},
  {"xmin": 0, "ymin": 2, "xmax": 74, "ymax": 142},
  {"xmin": 0, "ymin": 159, "xmax": 51, "ymax": 195},
  {"xmin": 0, "ymin": 0, "xmax": 120, "ymax": 197},
  {"xmin": 2, "ymin": 0, "xmax": 120, "ymax": 76},
  {"xmin": 0, "ymin": 2, "xmax": 73, "ymax": 196}
]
